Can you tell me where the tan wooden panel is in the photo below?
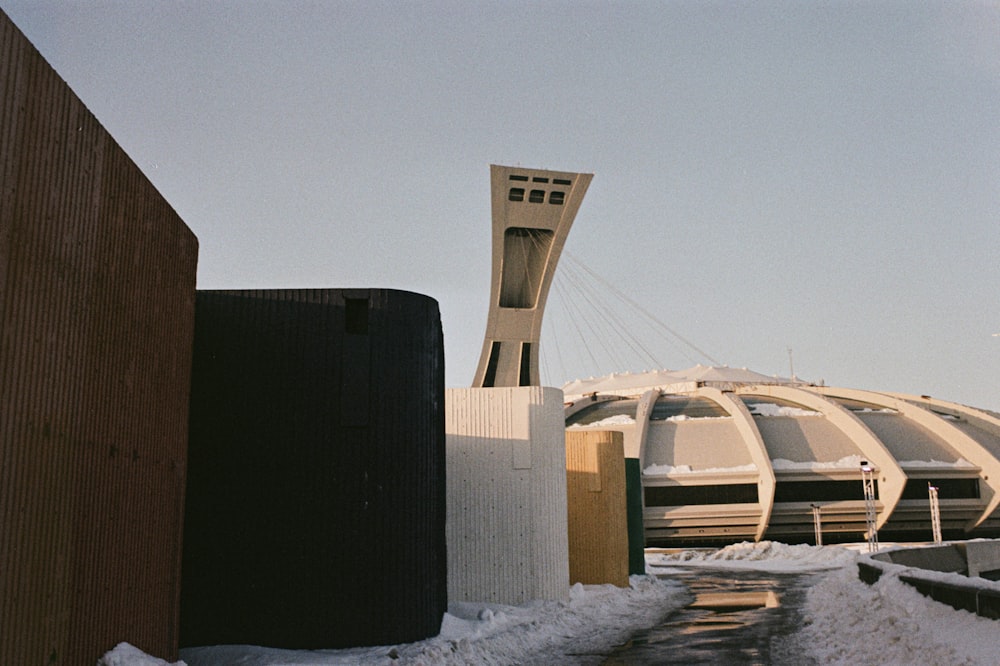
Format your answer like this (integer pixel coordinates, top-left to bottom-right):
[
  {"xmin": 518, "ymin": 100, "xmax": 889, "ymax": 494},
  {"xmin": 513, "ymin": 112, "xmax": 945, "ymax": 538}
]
[{"xmin": 566, "ymin": 430, "xmax": 629, "ymax": 587}]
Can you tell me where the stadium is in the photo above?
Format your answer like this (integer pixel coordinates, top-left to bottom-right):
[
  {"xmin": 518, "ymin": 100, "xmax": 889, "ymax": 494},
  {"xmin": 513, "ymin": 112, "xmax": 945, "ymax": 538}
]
[
  {"xmin": 472, "ymin": 164, "xmax": 1000, "ymax": 548},
  {"xmin": 563, "ymin": 365, "xmax": 1000, "ymax": 545}
]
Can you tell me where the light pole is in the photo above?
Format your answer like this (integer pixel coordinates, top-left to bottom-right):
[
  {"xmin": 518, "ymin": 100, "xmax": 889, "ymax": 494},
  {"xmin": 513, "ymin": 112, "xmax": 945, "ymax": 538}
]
[
  {"xmin": 929, "ymin": 483, "xmax": 942, "ymax": 544},
  {"xmin": 860, "ymin": 461, "xmax": 879, "ymax": 552},
  {"xmin": 811, "ymin": 503, "xmax": 823, "ymax": 546}
]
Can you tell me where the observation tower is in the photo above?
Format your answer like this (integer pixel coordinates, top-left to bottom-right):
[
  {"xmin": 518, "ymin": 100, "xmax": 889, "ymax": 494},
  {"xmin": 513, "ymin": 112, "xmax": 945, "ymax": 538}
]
[{"xmin": 473, "ymin": 164, "xmax": 592, "ymax": 387}]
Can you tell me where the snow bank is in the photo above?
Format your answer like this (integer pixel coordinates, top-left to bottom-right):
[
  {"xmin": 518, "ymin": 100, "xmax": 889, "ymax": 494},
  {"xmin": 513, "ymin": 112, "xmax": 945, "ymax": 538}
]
[
  {"xmin": 791, "ymin": 563, "xmax": 999, "ymax": 665},
  {"xmin": 649, "ymin": 541, "xmax": 999, "ymax": 663},
  {"xmin": 646, "ymin": 540, "xmax": 858, "ymax": 572},
  {"xmin": 863, "ymin": 547, "xmax": 1000, "ymax": 592},
  {"xmin": 106, "ymin": 542, "xmax": 1000, "ymax": 665},
  {"xmin": 98, "ymin": 644, "xmax": 185, "ymax": 666},
  {"xmin": 178, "ymin": 576, "xmax": 685, "ymax": 666}
]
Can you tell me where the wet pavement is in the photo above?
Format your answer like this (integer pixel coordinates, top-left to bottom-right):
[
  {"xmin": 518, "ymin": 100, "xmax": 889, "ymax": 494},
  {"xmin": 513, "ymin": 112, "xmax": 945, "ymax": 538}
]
[{"xmin": 603, "ymin": 568, "xmax": 824, "ymax": 665}]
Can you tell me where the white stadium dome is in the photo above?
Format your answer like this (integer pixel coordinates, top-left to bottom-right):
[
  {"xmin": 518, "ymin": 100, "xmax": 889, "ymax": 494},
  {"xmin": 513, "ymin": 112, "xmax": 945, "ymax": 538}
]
[{"xmin": 563, "ymin": 365, "xmax": 1000, "ymax": 546}]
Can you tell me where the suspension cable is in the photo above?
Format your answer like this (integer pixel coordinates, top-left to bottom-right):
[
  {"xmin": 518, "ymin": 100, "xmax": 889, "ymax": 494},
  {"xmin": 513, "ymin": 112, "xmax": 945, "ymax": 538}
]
[{"xmin": 541, "ymin": 249, "xmax": 721, "ymax": 383}]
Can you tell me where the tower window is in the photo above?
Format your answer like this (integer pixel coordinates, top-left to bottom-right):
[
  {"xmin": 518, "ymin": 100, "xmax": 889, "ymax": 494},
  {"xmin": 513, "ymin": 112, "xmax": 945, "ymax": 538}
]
[
  {"xmin": 549, "ymin": 191, "xmax": 565, "ymax": 205},
  {"xmin": 553, "ymin": 178, "xmax": 572, "ymax": 185},
  {"xmin": 532, "ymin": 176, "xmax": 549, "ymax": 183},
  {"xmin": 529, "ymin": 190, "xmax": 545, "ymax": 203},
  {"xmin": 509, "ymin": 174, "xmax": 529, "ymax": 181},
  {"xmin": 509, "ymin": 188, "xmax": 524, "ymax": 202},
  {"xmin": 482, "ymin": 341, "xmax": 502, "ymax": 388},
  {"xmin": 519, "ymin": 342, "xmax": 532, "ymax": 386}
]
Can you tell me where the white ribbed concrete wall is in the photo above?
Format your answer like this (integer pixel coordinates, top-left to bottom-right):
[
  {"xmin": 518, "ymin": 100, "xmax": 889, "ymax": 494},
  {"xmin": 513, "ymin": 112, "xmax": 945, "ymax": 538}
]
[{"xmin": 446, "ymin": 387, "xmax": 569, "ymax": 604}]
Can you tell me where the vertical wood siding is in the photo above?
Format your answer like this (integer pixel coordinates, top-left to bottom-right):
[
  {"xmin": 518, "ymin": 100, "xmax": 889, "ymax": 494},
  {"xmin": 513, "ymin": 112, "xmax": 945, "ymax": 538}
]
[
  {"xmin": 181, "ymin": 289, "xmax": 446, "ymax": 649},
  {"xmin": 1, "ymin": 10, "xmax": 199, "ymax": 664},
  {"xmin": 445, "ymin": 386, "xmax": 569, "ymax": 603},
  {"xmin": 565, "ymin": 430, "xmax": 629, "ymax": 586}
]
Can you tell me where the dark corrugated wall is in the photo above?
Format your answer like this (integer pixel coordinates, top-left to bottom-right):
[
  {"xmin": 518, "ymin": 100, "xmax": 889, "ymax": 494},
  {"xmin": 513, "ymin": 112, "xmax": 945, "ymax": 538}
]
[
  {"xmin": 182, "ymin": 288, "xmax": 446, "ymax": 649},
  {"xmin": 1, "ymin": 10, "xmax": 199, "ymax": 665}
]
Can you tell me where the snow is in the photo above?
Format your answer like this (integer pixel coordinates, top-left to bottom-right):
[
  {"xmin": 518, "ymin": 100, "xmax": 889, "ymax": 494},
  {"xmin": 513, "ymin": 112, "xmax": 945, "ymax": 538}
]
[
  {"xmin": 745, "ymin": 402, "xmax": 821, "ymax": 417},
  {"xmin": 561, "ymin": 364, "xmax": 799, "ymax": 400},
  {"xmin": 98, "ymin": 643, "xmax": 185, "ymax": 666},
  {"xmin": 792, "ymin": 560, "xmax": 1000, "ymax": 664},
  {"xmin": 646, "ymin": 540, "xmax": 858, "ymax": 573},
  {"xmin": 862, "ymin": 548, "xmax": 1000, "ymax": 592},
  {"xmin": 566, "ymin": 413, "xmax": 636, "ymax": 428},
  {"xmin": 899, "ymin": 458, "xmax": 978, "ymax": 468},
  {"xmin": 771, "ymin": 454, "xmax": 867, "ymax": 470},
  {"xmin": 644, "ymin": 462, "xmax": 758, "ymax": 475},
  {"xmin": 102, "ymin": 542, "xmax": 1000, "ymax": 666},
  {"xmin": 567, "ymin": 413, "xmax": 741, "ymax": 428},
  {"xmin": 660, "ymin": 413, "xmax": 730, "ymax": 422},
  {"xmin": 648, "ymin": 541, "xmax": 1000, "ymax": 664},
  {"xmin": 172, "ymin": 576, "xmax": 685, "ymax": 666},
  {"xmin": 641, "ymin": 456, "xmax": 980, "ymax": 473}
]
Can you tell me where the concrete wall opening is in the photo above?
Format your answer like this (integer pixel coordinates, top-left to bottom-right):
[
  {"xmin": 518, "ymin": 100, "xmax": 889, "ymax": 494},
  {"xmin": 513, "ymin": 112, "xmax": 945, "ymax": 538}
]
[{"xmin": 499, "ymin": 227, "xmax": 553, "ymax": 309}]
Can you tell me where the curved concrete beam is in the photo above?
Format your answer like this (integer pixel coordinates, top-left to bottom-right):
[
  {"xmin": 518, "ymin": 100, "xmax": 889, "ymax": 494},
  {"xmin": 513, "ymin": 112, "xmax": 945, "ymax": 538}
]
[
  {"xmin": 697, "ymin": 387, "xmax": 774, "ymax": 542},
  {"xmin": 563, "ymin": 394, "xmax": 622, "ymax": 422},
  {"xmin": 743, "ymin": 385, "xmax": 906, "ymax": 531},
  {"xmin": 881, "ymin": 392, "xmax": 1000, "ymax": 441},
  {"xmin": 632, "ymin": 389, "xmax": 660, "ymax": 463},
  {"xmin": 630, "ymin": 389, "xmax": 661, "ymax": 518},
  {"xmin": 881, "ymin": 392, "xmax": 1000, "ymax": 530},
  {"xmin": 814, "ymin": 387, "xmax": 1000, "ymax": 531}
]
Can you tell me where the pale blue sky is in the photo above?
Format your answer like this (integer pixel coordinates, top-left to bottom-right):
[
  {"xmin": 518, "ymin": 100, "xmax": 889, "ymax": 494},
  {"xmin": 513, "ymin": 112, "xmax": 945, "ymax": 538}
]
[{"xmin": 4, "ymin": 1, "xmax": 998, "ymax": 409}]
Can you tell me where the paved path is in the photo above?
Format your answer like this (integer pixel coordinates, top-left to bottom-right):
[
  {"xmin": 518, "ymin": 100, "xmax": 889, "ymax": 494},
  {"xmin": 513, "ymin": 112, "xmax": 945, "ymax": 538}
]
[{"xmin": 603, "ymin": 568, "xmax": 825, "ymax": 665}]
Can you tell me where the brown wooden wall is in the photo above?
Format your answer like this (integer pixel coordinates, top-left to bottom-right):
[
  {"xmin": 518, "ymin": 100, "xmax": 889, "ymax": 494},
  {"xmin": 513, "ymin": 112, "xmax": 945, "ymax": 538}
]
[
  {"xmin": 1, "ymin": 10, "xmax": 199, "ymax": 664},
  {"xmin": 566, "ymin": 430, "xmax": 629, "ymax": 587}
]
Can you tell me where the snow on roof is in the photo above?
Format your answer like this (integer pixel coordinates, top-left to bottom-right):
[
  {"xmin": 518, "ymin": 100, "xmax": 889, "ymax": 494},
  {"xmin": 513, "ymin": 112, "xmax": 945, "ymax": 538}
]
[{"xmin": 563, "ymin": 364, "xmax": 799, "ymax": 399}]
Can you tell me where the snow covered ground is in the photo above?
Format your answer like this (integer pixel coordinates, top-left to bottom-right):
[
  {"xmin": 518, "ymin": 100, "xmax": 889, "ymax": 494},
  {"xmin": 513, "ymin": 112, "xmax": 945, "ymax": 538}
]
[
  {"xmin": 100, "ymin": 542, "xmax": 999, "ymax": 666},
  {"xmin": 647, "ymin": 542, "xmax": 999, "ymax": 665}
]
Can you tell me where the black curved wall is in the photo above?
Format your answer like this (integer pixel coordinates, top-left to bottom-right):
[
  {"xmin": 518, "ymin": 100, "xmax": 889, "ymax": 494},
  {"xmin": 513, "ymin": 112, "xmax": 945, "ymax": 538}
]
[{"xmin": 180, "ymin": 288, "xmax": 446, "ymax": 649}]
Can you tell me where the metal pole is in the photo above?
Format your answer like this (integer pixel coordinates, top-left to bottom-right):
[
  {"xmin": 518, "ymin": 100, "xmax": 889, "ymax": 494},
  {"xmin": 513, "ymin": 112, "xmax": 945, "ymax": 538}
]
[
  {"xmin": 929, "ymin": 483, "xmax": 942, "ymax": 544},
  {"xmin": 811, "ymin": 504, "xmax": 823, "ymax": 546},
  {"xmin": 860, "ymin": 461, "xmax": 879, "ymax": 552}
]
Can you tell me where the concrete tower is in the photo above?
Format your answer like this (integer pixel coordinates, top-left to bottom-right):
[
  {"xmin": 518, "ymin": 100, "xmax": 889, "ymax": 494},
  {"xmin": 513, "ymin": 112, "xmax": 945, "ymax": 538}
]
[{"xmin": 473, "ymin": 164, "xmax": 593, "ymax": 387}]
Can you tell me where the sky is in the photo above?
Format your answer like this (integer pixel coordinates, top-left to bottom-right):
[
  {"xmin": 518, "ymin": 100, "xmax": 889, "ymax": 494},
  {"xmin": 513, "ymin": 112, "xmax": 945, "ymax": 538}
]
[{"xmin": 4, "ymin": 1, "xmax": 999, "ymax": 409}]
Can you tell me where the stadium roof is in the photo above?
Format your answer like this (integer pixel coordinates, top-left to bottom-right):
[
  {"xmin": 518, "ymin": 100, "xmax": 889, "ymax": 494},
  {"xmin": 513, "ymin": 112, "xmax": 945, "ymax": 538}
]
[{"xmin": 563, "ymin": 364, "xmax": 800, "ymax": 399}]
